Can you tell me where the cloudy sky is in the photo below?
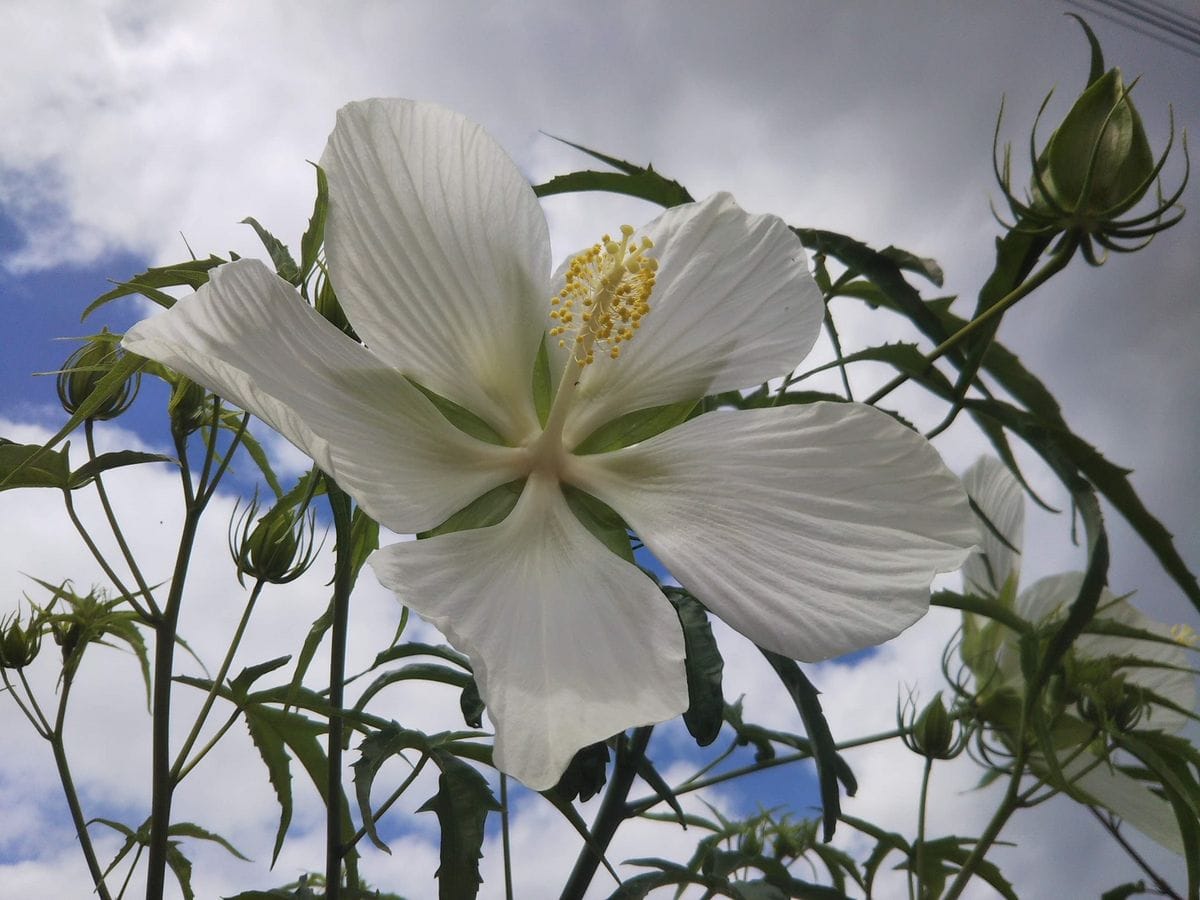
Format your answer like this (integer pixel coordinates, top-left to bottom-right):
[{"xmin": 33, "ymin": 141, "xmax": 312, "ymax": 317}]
[{"xmin": 1, "ymin": 1, "xmax": 1197, "ymax": 897}]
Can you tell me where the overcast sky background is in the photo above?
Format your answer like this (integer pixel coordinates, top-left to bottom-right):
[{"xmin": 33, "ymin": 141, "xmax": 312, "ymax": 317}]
[{"xmin": 1, "ymin": 1, "xmax": 1197, "ymax": 897}]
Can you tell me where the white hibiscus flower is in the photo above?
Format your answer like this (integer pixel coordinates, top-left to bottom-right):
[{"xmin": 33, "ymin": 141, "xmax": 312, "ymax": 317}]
[
  {"xmin": 962, "ymin": 456, "xmax": 1197, "ymax": 853},
  {"xmin": 123, "ymin": 99, "xmax": 976, "ymax": 789}
]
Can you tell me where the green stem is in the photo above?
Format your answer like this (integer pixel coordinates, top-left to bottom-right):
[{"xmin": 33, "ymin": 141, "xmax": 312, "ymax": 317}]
[
  {"xmin": 942, "ymin": 745, "xmax": 1029, "ymax": 900},
  {"xmin": 914, "ymin": 756, "xmax": 934, "ymax": 900},
  {"xmin": 52, "ymin": 672, "xmax": 114, "ymax": 900},
  {"xmin": 560, "ymin": 726, "xmax": 654, "ymax": 900},
  {"xmin": 2, "ymin": 667, "xmax": 51, "ymax": 737},
  {"xmin": 171, "ymin": 579, "xmax": 266, "ymax": 781},
  {"xmin": 500, "ymin": 774, "xmax": 514, "ymax": 900},
  {"xmin": 145, "ymin": 414, "xmax": 222, "ymax": 900},
  {"xmin": 324, "ymin": 486, "xmax": 355, "ymax": 900},
  {"xmin": 85, "ymin": 420, "xmax": 158, "ymax": 619},
  {"xmin": 62, "ymin": 488, "xmax": 151, "ymax": 624},
  {"xmin": 864, "ymin": 245, "xmax": 1075, "ymax": 407}
]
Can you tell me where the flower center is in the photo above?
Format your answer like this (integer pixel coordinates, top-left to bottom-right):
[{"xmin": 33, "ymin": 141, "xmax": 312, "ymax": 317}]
[
  {"xmin": 548, "ymin": 224, "xmax": 657, "ymax": 366},
  {"xmin": 1171, "ymin": 623, "xmax": 1198, "ymax": 647}
]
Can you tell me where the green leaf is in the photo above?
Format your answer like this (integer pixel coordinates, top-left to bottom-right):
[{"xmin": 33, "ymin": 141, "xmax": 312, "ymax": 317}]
[
  {"xmin": 299, "ymin": 163, "xmax": 329, "ymax": 287},
  {"xmin": 242, "ymin": 217, "xmax": 301, "ymax": 285},
  {"xmin": 285, "ymin": 598, "xmax": 334, "ymax": 711},
  {"xmin": 879, "ymin": 245, "xmax": 944, "ymax": 287},
  {"xmin": 167, "ymin": 821, "xmax": 250, "ymax": 861},
  {"xmin": 230, "ymin": 655, "xmax": 292, "ymax": 697},
  {"xmin": 1100, "ymin": 882, "xmax": 1148, "ymax": 900},
  {"xmin": 407, "ymin": 378, "xmax": 508, "ymax": 446},
  {"xmin": 419, "ymin": 479, "xmax": 524, "ymax": 539},
  {"xmin": 68, "ymin": 449, "xmax": 174, "ymax": 488},
  {"xmin": 0, "ymin": 353, "xmax": 147, "ymax": 490},
  {"xmin": 369, "ymin": 641, "xmax": 472, "ymax": 672},
  {"xmin": 561, "ymin": 485, "xmax": 635, "ymax": 563},
  {"xmin": 547, "ymin": 741, "xmax": 610, "ymax": 803},
  {"xmin": 0, "ymin": 440, "xmax": 69, "ymax": 490},
  {"xmin": 418, "ymin": 754, "xmax": 501, "ymax": 900},
  {"xmin": 664, "ymin": 588, "xmax": 725, "ymax": 746},
  {"xmin": 793, "ymin": 342, "xmax": 954, "ymax": 397},
  {"xmin": 460, "ymin": 677, "xmax": 484, "ymax": 729},
  {"xmin": 80, "ymin": 256, "xmax": 225, "ymax": 320},
  {"xmin": 573, "ymin": 399, "xmax": 699, "ymax": 455},
  {"xmin": 353, "ymin": 662, "xmax": 472, "ymax": 713},
  {"xmin": 760, "ymin": 650, "xmax": 857, "ymax": 842},
  {"xmin": 353, "ymin": 724, "xmax": 436, "ymax": 852},
  {"xmin": 532, "ymin": 333, "xmax": 553, "ymax": 428},
  {"xmin": 533, "ymin": 137, "xmax": 695, "ymax": 210}
]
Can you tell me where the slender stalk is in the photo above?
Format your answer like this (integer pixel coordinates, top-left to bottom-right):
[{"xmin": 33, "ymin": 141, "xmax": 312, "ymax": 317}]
[
  {"xmin": 500, "ymin": 774, "xmax": 514, "ymax": 900},
  {"xmin": 85, "ymin": 420, "xmax": 158, "ymax": 618},
  {"xmin": 145, "ymin": 411, "xmax": 222, "ymax": 900},
  {"xmin": 913, "ymin": 756, "xmax": 934, "ymax": 900},
  {"xmin": 52, "ymin": 672, "xmax": 114, "ymax": 900},
  {"xmin": 2, "ymin": 667, "xmax": 51, "ymax": 737},
  {"xmin": 864, "ymin": 244, "xmax": 1075, "ymax": 407},
  {"xmin": 171, "ymin": 579, "xmax": 266, "ymax": 780},
  {"xmin": 62, "ymin": 489, "xmax": 151, "ymax": 623},
  {"xmin": 324, "ymin": 486, "xmax": 356, "ymax": 900},
  {"xmin": 942, "ymin": 743, "xmax": 1029, "ymax": 900},
  {"xmin": 1089, "ymin": 807, "xmax": 1183, "ymax": 900},
  {"xmin": 561, "ymin": 726, "xmax": 654, "ymax": 900}
]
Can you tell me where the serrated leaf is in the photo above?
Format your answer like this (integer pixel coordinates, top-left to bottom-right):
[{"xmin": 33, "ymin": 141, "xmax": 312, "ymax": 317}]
[
  {"xmin": 230, "ymin": 655, "xmax": 292, "ymax": 698},
  {"xmin": 1100, "ymin": 882, "xmax": 1148, "ymax": 900},
  {"xmin": 419, "ymin": 479, "xmax": 524, "ymax": 539},
  {"xmin": 68, "ymin": 449, "xmax": 174, "ymax": 488},
  {"xmin": 548, "ymin": 741, "xmax": 610, "ymax": 804},
  {"xmin": 573, "ymin": 399, "xmax": 699, "ymax": 455},
  {"xmin": 242, "ymin": 217, "xmax": 301, "ymax": 285},
  {"xmin": 418, "ymin": 753, "xmax": 501, "ymax": 900},
  {"xmin": 534, "ymin": 159, "xmax": 694, "ymax": 209},
  {"xmin": 794, "ymin": 342, "xmax": 954, "ymax": 396},
  {"xmin": 299, "ymin": 164, "xmax": 329, "ymax": 286},
  {"xmin": 80, "ymin": 256, "xmax": 225, "ymax": 320},
  {"xmin": 561, "ymin": 485, "xmax": 635, "ymax": 563},
  {"xmin": 880, "ymin": 245, "xmax": 944, "ymax": 286},
  {"xmin": 966, "ymin": 397, "xmax": 1199, "ymax": 613},
  {"xmin": 353, "ymin": 662, "xmax": 472, "ymax": 713},
  {"xmin": 760, "ymin": 650, "xmax": 856, "ymax": 842},
  {"xmin": 353, "ymin": 724, "xmax": 436, "ymax": 852},
  {"xmin": 168, "ymin": 821, "xmax": 251, "ymax": 861},
  {"xmin": 370, "ymin": 641, "xmax": 472, "ymax": 672},
  {"xmin": 664, "ymin": 588, "xmax": 725, "ymax": 746}
]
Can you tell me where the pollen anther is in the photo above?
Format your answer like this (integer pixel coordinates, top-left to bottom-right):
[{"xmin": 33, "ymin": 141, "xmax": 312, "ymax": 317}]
[{"xmin": 547, "ymin": 225, "xmax": 656, "ymax": 367}]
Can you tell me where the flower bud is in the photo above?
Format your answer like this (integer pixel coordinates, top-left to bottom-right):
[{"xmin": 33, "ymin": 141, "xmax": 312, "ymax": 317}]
[
  {"xmin": 56, "ymin": 329, "xmax": 139, "ymax": 420},
  {"xmin": 0, "ymin": 612, "xmax": 42, "ymax": 669},
  {"xmin": 168, "ymin": 376, "xmax": 210, "ymax": 435},
  {"xmin": 901, "ymin": 692, "xmax": 966, "ymax": 760},
  {"xmin": 231, "ymin": 496, "xmax": 319, "ymax": 586},
  {"xmin": 1033, "ymin": 68, "xmax": 1154, "ymax": 224}
]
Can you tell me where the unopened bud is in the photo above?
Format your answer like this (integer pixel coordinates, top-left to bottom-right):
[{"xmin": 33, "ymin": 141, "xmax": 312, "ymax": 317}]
[
  {"xmin": 231, "ymin": 496, "xmax": 318, "ymax": 586},
  {"xmin": 56, "ymin": 329, "xmax": 139, "ymax": 420},
  {"xmin": 168, "ymin": 377, "xmax": 209, "ymax": 435},
  {"xmin": 901, "ymin": 692, "xmax": 966, "ymax": 760},
  {"xmin": 0, "ymin": 613, "xmax": 42, "ymax": 669}
]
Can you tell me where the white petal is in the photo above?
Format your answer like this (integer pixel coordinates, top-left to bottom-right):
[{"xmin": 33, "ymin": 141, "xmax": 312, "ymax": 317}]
[
  {"xmin": 1061, "ymin": 754, "xmax": 1186, "ymax": 855},
  {"xmin": 321, "ymin": 99, "xmax": 551, "ymax": 442},
  {"xmin": 961, "ymin": 456, "xmax": 1024, "ymax": 597},
  {"xmin": 369, "ymin": 474, "xmax": 688, "ymax": 790},
  {"xmin": 558, "ymin": 193, "xmax": 823, "ymax": 449},
  {"xmin": 122, "ymin": 259, "xmax": 521, "ymax": 533},
  {"xmin": 569, "ymin": 403, "xmax": 976, "ymax": 661}
]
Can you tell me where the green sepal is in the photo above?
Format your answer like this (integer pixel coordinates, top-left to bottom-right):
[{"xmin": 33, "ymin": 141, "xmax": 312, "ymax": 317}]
[
  {"xmin": 572, "ymin": 399, "xmax": 699, "ymax": 455},
  {"xmin": 419, "ymin": 479, "xmax": 525, "ymax": 539},
  {"xmin": 407, "ymin": 378, "xmax": 508, "ymax": 446},
  {"xmin": 532, "ymin": 332, "xmax": 553, "ymax": 427},
  {"xmin": 561, "ymin": 484, "xmax": 634, "ymax": 563}
]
